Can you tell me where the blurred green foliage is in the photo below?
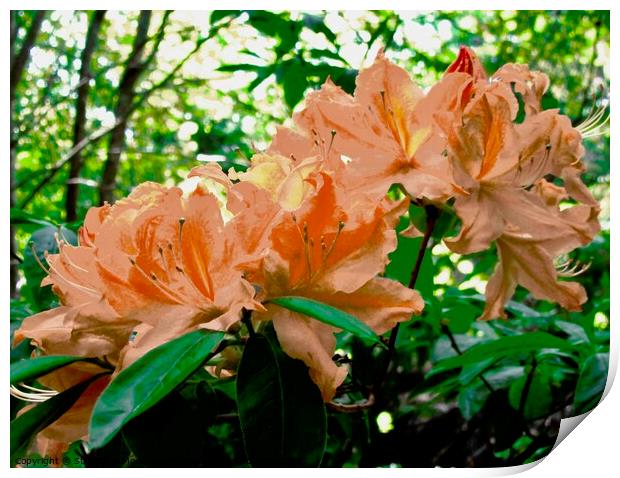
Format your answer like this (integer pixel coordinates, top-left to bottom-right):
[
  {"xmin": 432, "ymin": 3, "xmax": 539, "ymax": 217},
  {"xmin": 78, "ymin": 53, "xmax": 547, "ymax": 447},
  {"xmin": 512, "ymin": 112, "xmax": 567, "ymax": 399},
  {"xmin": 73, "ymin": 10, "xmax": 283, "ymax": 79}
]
[{"xmin": 10, "ymin": 10, "xmax": 609, "ymax": 468}]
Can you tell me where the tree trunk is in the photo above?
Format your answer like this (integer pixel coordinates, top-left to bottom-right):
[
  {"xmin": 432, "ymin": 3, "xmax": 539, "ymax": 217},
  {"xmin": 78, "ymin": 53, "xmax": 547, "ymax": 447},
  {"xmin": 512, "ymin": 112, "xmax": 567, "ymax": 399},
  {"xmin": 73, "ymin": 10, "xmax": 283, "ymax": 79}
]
[
  {"xmin": 10, "ymin": 10, "xmax": 46, "ymax": 299},
  {"xmin": 65, "ymin": 10, "xmax": 106, "ymax": 222},
  {"xmin": 98, "ymin": 11, "xmax": 152, "ymax": 205}
]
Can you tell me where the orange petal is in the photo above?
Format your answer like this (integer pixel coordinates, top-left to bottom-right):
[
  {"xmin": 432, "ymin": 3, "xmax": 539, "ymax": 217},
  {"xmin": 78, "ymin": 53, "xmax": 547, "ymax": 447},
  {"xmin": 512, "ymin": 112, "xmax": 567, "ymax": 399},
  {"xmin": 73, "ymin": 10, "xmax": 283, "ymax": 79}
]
[
  {"xmin": 267, "ymin": 305, "xmax": 347, "ymax": 402},
  {"xmin": 493, "ymin": 63, "xmax": 549, "ymax": 116},
  {"xmin": 480, "ymin": 233, "xmax": 587, "ymax": 320},
  {"xmin": 310, "ymin": 276, "xmax": 424, "ymax": 335},
  {"xmin": 38, "ymin": 375, "xmax": 110, "ymax": 446},
  {"xmin": 445, "ymin": 45, "xmax": 488, "ymax": 81},
  {"xmin": 446, "ymin": 189, "xmax": 505, "ymax": 254}
]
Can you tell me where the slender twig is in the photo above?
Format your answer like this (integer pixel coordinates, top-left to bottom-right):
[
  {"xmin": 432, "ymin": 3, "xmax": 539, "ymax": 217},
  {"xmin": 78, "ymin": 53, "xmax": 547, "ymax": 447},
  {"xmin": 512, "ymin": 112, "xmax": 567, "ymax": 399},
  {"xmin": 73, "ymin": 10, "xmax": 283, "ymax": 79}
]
[
  {"xmin": 325, "ymin": 198, "xmax": 440, "ymax": 413},
  {"xmin": 441, "ymin": 323, "xmax": 496, "ymax": 394},
  {"xmin": 328, "ymin": 393, "xmax": 375, "ymax": 413},
  {"xmin": 387, "ymin": 206, "xmax": 439, "ymax": 362}
]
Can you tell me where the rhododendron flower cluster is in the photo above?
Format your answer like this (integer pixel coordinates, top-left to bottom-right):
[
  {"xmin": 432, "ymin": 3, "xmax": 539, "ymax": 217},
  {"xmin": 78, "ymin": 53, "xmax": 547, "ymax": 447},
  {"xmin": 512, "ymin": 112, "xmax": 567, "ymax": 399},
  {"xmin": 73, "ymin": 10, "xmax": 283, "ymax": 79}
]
[{"xmin": 14, "ymin": 46, "xmax": 599, "ymax": 454}]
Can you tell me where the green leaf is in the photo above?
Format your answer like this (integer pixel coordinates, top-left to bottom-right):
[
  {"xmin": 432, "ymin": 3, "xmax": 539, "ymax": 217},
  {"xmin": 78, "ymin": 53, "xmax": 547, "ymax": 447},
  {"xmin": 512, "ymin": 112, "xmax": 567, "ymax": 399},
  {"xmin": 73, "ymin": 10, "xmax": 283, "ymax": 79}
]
[
  {"xmin": 554, "ymin": 319, "xmax": 590, "ymax": 344},
  {"xmin": 10, "ymin": 208, "xmax": 57, "ymax": 229},
  {"xmin": 11, "ymin": 355, "xmax": 90, "ymax": 385},
  {"xmin": 443, "ymin": 303, "xmax": 480, "ymax": 334},
  {"xmin": 237, "ymin": 334, "xmax": 327, "ymax": 466},
  {"xmin": 121, "ymin": 389, "xmax": 219, "ymax": 467},
  {"xmin": 270, "ymin": 296, "xmax": 385, "ymax": 347},
  {"xmin": 11, "ymin": 375, "xmax": 101, "ymax": 464},
  {"xmin": 280, "ymin": 59, "xmax": 308, "ymax": 109},
  {"xmin": 216, "ymin": 63, "xmax": 262, "ymax": 73},
  {"xmin": 573, "ymin": 353, "xmax": 609, "ymax": 414},
  {"xmin": 210, "ymin": 10, "xmax": 240, "ymax": 24},
  {"xmin": 508, "ymin": 372, "xmax": 552, "ymax": 420},
  {"xmin": 428, "ymin": 332, "xmax": 574, "ymax": 377},
  {"xmin": 88, "ymin": 329, "xmax": 225, "ymax": 450},
  {"xmin": 458, "ymin": 381, "xmax": 491, "ymax": 420},
  {"xmin": 302, "ymin": 14, "xmax": 337, "ymax": 43}
]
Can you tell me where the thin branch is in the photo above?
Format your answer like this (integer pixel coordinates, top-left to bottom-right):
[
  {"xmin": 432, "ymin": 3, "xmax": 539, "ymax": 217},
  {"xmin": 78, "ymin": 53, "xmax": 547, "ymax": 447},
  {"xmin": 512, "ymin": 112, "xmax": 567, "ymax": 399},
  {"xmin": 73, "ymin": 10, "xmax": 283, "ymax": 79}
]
[
  {"xmin": 370, "ymin": 204, "xmax": 439, "ymax": 397},
  {"xmin": 441, "ymin": 324, "xmax": 496, "ymax": 393},
  {"xmin": 328, "ymin": 392, "xmax": 375, "ymax": 413},
  {"xmin": 576, "ymin": 17, "xmax": 602, "ymax": 123},
  {"xmin": 65, "ymin": 10, "xmax": 107, "ymax": 222},
  {"xmin": 98, "ymin": 11, "xmax": 153, "ymax": 204},
  {"xmin": 18, "ymin": 122, "xmax": 120, "ymax": 208},
  {"xmin": 389, "ymin": 206, "xmax": 439, "ymax": 359},
  {"xmin": 129, "ymin": 33, "xmax": 211, "ymax": 115},
  {"xmin": 10, "ymin": 10, "xmax": 46, "ymax": 106},
  {"xmin": 140, "ymin": 11, "xmax": 172, "ymax": 69}
]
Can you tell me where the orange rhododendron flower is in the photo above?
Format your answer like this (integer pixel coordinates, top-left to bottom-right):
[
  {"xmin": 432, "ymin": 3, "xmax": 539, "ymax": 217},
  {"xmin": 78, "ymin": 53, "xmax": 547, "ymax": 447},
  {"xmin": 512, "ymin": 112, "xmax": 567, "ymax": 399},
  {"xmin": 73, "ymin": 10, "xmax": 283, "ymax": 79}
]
[
  {"xmin": 437, "ymin": 71, "xmax": 600, "ymax": 319},
  {"xmin": 274, "ymin": 50, "xmax": 461, "ymax": 203},
  {"xmin": 14, "ymin": 177, "xmax": 259, "ymax": 447},
  {"xmin": 234, "ymin": 170, "xmax": 423, "ymax": 400},
  {"xmin": 18, "ymin": 181, "xmax": 257, "ymax": 367}
]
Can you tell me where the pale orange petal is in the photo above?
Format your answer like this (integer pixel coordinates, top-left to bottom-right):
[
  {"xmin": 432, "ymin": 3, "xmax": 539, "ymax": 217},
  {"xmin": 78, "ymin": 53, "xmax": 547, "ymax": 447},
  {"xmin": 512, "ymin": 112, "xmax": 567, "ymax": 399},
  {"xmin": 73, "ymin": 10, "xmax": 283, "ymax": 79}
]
[
  {"xmin": 480, "ymin": 233, "xmax": 587, "ymax": 320},
  {"xmin": 267, "ymin": 306, "xmax": 347, "ymax": 402},
  {"xmin": 310, "ymin": 276, "xmax": 424, "ymax": 335}
]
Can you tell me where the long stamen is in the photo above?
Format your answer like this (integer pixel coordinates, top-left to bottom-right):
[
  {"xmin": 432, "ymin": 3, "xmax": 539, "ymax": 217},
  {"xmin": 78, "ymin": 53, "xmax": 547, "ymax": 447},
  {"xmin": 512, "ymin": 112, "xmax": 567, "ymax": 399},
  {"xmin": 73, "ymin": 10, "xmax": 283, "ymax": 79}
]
[
  {"xmin": 555, "ymin": 258, "xmax": 591, "ymax": 277},
  {"xmin": 10, "ymin": 384, "xmax": 58, "ymax": 402},
  {"xmin": 577, "ymin": 95, "xmax": 610, "ymax": 138},
  {"xmin": 128, "ymin": 256, "xmax": 184, "ymax": 304},
  {"xmin": 327, "ymin": 130, "xmax": 337, "ymax": 156},
  {"xmin": 57, "ymin": 242, "xmax": 90, "ymax": 274},
  {"xmin": 45, "ymin": 252, "xmax": 99, "ymax": 297},
  {"xmin": 29, "ymin": 242, "xmax": 49, "ymax": 274},
  {"xmin": 21, "ymin": 383, "xmax": 58, "ymax": 394},
  {"xmin": 322, "ymin": 221, "xmax": 345, "ymax": 265},
  {"xmin": 302, "ymin": 222, "xmax": 312, "ymax": 279},
  {"xmin": 56, "ymin": 226, "xmax": 71, "ymax": 245}
]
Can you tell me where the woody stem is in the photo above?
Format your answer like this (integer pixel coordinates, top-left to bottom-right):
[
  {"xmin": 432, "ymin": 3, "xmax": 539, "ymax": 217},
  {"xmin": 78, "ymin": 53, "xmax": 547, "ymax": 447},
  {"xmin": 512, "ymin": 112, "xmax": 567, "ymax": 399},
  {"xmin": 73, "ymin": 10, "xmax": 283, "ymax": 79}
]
[
  {"xmin": 376, "ymin": 205, "xmax": 439, "ymax": 390},
  {"xmin": 388, "ymin": 205, "xmax": 439, "ymax": 353}
]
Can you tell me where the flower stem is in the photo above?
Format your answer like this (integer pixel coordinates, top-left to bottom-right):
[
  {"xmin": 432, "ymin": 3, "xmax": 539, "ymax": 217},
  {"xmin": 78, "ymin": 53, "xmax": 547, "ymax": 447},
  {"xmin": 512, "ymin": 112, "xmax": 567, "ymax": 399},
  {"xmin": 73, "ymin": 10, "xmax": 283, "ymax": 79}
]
[
  {"xmin": 375, "ymin": 205, "xmax": 440, "ymax": 391},
  {"xmin": 387, "ymin": 205, "xmax": 439, "ymax": 354}
]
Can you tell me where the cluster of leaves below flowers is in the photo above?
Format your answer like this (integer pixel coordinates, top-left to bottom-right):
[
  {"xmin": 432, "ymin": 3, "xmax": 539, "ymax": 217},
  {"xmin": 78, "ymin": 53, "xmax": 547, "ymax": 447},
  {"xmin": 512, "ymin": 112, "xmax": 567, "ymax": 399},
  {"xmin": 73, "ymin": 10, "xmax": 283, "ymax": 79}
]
[{"xmin": 12, "ymin": 46, "xmax": 600, "ymax": 463}]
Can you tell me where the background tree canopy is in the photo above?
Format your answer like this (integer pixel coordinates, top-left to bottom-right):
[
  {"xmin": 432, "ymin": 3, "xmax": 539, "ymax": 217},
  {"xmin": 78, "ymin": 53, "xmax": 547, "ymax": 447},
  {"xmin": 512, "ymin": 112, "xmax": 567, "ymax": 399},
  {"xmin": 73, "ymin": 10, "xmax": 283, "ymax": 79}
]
[{"xmin": 10, "ymin": 10, "xmax": 610, "ymax": 467}]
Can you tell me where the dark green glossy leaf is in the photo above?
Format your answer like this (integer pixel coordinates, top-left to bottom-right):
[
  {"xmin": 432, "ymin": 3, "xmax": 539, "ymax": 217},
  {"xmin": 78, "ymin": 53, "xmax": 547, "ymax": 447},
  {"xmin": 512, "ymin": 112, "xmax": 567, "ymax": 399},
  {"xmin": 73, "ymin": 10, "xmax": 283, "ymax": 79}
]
[
  {"xmin": 11, "ymin": 375, "xmax": 101, "ymax": 464},
  {"xmin": 121, "ymin": 389, "xmax": 222, "ymax": 467},
  {"xmin": 573, "ymin": 352, "xmax": 609, "ymax": 414},
  {"xmin": 270, "ymin": 296, "xmax": 384, "ymax": 347},
  {"xmin": 508, "ymin": 371, "xmax": 552, "ymax": 420},
  {"xmin": 210, "ymin": 10, "xmax": 240, "ymax": 24},
  {"xmin": 302, "ymin": 14, "xmax": 337, "ymax": 43},
  {"xmin": 458, "ymin": 381, "xmax": 491, "ymax": 420},
  {"xmin": 281, "ymin": 59, "xmax": 308, "ymax": 109},
  {"xmin": 88, "ymin": 329, "xmax": 225, "ymax": 449},
  {"xmin": 11, "ymin": 355, "xmax": 90, "ymax": 385},
  {"xmin": 237, "ymin": 334, "xmax": 327, "ymax": 466},
  {"xmin": 554, "ymin": 319, "xmax": 590, "ymax": 344},
  {"xmin": 428, "ymin": 332, "xmax": 574, "ymax": 377}
]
